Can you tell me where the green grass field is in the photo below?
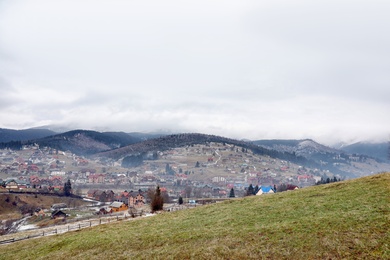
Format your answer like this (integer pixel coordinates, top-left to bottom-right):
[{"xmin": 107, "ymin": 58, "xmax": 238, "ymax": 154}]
[{"xmin": 1, "ymin": 173, "xmax": 389, "ymax": 259}]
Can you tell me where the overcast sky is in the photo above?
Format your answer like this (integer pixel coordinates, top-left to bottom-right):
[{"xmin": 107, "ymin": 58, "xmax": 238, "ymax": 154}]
[{"xmin": 0, "ymin": 0, "xmax": 389, "ymax": 145}]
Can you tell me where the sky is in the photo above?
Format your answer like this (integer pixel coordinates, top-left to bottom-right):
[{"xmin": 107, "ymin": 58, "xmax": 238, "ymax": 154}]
[{"xmin": 0, "ymin": 0, "xmax": 389, "ymax": 145}]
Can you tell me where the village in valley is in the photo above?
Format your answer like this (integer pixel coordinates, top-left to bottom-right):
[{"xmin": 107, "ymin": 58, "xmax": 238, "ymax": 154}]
[
  {"xmin": 0, "ymin": 141, "xmax": 335, "ymax": 235},
  {"xmin": 0, "ymin": 142, "xmax": 324, "ymax": 197}
]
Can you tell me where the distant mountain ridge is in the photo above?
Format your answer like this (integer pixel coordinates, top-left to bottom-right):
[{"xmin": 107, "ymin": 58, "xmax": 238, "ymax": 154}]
[
  {"xmin": 0, "ymin": 129, "xmax": 143, "ymax": 155},
  {"xmin": 340, "ymin": 142, "xmax": 389, "ymax": 162},
  {"xmin": 95, "ymin": 133, "xmax": 273, "ymax": 159},
  {"xmin": 253, "ymin": 139, "xmax": 341, "ymax": 160},
  {"xmin": 29, "ymin": 130, "xmax": 142, "ymax": 155},
  {"xmin": 0, "ymin": 128, "xmax": 56, "ymax": 143},
  {"xmin": 252, "ymin": 138, "xmax": 390, "ymax": 177},
  {"xmin": 254, "ymin": 138, "xmax": 389, "ymax": 163},
  {"xmin": 0, "ymin": 126, "xmax": 172, "ymax": 144},
  {"xmin": 1, "ymin": 128, "xmax": 389, "ymax": 177},
  {"xmin": 94, "ymin": 132, "xmax": 325, "ymax": 172}
]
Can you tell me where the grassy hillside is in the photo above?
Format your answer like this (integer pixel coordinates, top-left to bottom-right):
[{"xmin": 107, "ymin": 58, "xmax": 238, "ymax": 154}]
[{"xmin": 1, "ymin": 173, "xmax": 389, "ymax": 259}]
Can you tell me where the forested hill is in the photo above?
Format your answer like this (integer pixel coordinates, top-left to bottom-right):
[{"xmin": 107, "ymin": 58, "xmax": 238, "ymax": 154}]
[
  {"xmin": 32, "ymin": 130, "xmax": 142, "ymax": 155},
  {"xmin": 0, "ymin": 130, "xmax": 142, "ymax": 155},
  {"xmin": 0, "ymin": 128, "xmax": 56, "ymax": 143},
  {"xmin": 94, "ymin": 133, "xmax": 314, "ymax": 167},
  {"xmin": 94, "ymin": 133, "xmax": 385, "ymax": 177},
  {"xmin": 2, "ymin": 129, "xmax": 387, "ymax": 177}
]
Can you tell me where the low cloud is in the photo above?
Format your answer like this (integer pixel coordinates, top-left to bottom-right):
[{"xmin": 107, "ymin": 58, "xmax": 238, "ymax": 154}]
[{"xmin": 0, "ymin": 0, "xmax": 389, "ymax": 144}]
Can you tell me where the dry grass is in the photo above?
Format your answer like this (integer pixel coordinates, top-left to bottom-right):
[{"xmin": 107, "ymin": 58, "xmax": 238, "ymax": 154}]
[
  {"xmin": 0, "ymin": 193, "xmax": 88, "ymax": 220},
  {"xmin": 1, "ymin": 173, "xmax": 389, "ymax": 259}
]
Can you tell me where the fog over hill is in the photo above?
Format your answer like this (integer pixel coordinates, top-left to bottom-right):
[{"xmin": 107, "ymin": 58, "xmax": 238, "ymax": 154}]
[
  {"xmin": 339, "ymin": 142, "xmax": 389, "ymax": 162},
  {"xmin": 253, "ymin": 139, "xmax": 339, "ymax": 156}
]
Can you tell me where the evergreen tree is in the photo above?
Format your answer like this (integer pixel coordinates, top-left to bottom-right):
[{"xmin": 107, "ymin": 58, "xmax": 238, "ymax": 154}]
[
  {"xmin": 178, "ymin": 196, "xmax": 183, "ymax": 205},
  {"xmin": 229, "ymin": 188, "xmax": 235, "ymax": 198},
  {"xmin": 254, "ymin": 185, "xmax": 260, "ymax": 194},
  {"xmin": 64, "ymin": 179, "xmax": 72, "ymax": 196},
  {"xmin": 246, "ymin": 184, "xmax": 254, "ymax": 196},
  {"xmin": 277, "ymin": 183, "xmax": 287, "ymax": 192}
]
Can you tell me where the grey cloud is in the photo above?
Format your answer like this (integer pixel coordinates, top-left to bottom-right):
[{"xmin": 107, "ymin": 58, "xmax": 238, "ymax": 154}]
[
  {"xmin": 0, "ymin": 1, "xmax": 388, "ymax": 143},
  {"xmin": 0, "ymin": 77, "xmax": 20, "ymax": 108}
]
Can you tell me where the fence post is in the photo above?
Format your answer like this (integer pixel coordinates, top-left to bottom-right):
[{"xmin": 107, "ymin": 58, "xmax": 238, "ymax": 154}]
[
  {"xmin": 100, "ymin": 219, "xmax": 101, "ymax": 224},
  {"xmin": 79, "ymin": 224, "xmax": 81, "ymax": 229},
  {"xmin": 90, "ymin": 221, "xmax": 92, "ymax": 227},
  {"xmin": 55, "ymin": 229, "xmax": 57, "ymax": 234},
  {"xmin": 68, "ymin": 225, "xmax": 70, "ymax": 231}
]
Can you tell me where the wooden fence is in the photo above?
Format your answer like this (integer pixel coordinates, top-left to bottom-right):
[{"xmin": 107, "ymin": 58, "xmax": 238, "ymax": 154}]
[{"xmin": 0, "ymin": 213, "xmax": 142, "ymax": 245}]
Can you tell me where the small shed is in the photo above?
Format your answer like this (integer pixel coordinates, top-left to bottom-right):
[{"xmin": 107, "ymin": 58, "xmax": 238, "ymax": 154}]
[
  {"xmin": 97, "ymin": 207, "xmax": 112, "ymax": 215},
  {"xmin": 51, "ymin": 210, "xmax": 67, "ymax": 219}
]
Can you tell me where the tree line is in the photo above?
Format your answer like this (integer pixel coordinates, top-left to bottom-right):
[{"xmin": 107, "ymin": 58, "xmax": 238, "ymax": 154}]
[{"xmin": 315, "ymin": 176, "xmax": 341, "ymax": 185}]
